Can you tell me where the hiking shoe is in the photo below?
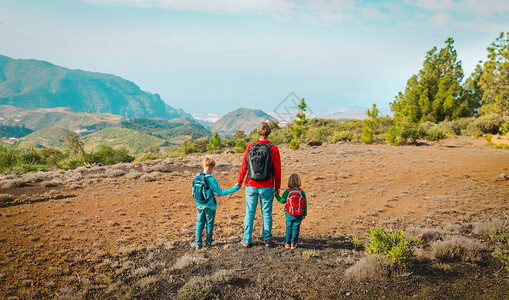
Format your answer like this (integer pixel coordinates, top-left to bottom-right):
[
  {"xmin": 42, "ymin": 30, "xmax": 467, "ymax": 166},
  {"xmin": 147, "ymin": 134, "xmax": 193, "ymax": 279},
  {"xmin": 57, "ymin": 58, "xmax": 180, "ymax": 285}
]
[
  {"xmin": 264, "ymin": 240, "xmax": 273, "ymax": 248},
  {"xmin": 285, "ymin": 243, "xmax": 291, "ymax": 249},
  {"xmin": 290, "ymin": 244, "xmax": 297, "ymax": 249},
  {"xmin": 240, "ymin": 240, "xmax": 251, "ymax": 247},
  {"xmin": 195, "ymin": 245, "xmax": 203, "ymax": 251}
]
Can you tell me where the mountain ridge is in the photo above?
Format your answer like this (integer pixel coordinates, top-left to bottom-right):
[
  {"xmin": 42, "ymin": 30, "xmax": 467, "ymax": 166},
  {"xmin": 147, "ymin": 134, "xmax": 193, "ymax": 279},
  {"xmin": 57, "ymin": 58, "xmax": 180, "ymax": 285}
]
[
  {"xmin": 0, "ymin": 54, "xmax": 192, "ymax": 120},
  {"xmin": 209, "ymin": 107, "xmax": 276, "ymax": 136}
]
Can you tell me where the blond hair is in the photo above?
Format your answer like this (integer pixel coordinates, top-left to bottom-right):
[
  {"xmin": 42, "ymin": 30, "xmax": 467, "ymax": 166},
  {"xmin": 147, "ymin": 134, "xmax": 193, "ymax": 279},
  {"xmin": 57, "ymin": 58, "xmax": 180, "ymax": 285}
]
[
  {"xmin": 202, "ymin": 157, "xmax": 216, "ymax": 167},
  {"xmin": 257, "ymin": 122, "xmax": 271, "ymax": 138},
  {"xmin": 288, "ymin": 173, "xmax": 301, "ymax": 189}
]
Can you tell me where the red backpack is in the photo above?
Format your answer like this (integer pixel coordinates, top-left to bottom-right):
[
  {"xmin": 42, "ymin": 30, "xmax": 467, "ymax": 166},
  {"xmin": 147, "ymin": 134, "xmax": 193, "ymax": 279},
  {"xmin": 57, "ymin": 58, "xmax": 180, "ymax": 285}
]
[{"xmin": 286, "ymin": 188, "xmax": 305, "ymax": 217}]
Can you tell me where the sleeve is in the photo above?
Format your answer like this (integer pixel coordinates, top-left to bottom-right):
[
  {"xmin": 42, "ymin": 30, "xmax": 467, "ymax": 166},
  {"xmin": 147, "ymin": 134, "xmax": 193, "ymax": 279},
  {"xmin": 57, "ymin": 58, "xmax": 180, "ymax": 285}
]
[
  {"xmin": 275, "ymin": 189, "xmax": 289, "ymax": 204},
  {"xmin": 301, "ymin": 189, "xmax": 307, "ymax": 217},
  {"xmin": 237, "ymin": 143, "xmax": 251, "ymax": 184},
  {"xmin": 272, "ymin": 146, "xmax": 281, "ymax": 190},
  {"xmin": 208, "ymin": 176, "xmax": 239, "ymax": 196}
]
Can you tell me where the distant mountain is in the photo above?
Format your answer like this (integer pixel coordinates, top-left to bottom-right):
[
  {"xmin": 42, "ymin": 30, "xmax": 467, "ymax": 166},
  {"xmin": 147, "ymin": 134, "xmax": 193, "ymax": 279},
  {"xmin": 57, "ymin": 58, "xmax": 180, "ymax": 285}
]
[
  {"xmin": 0, "ymin": 54, "xmax": 192, "ymax": 120},
  {"xmin": 209, "ymin": 108, "xmax": 276, "ymax": 136}
]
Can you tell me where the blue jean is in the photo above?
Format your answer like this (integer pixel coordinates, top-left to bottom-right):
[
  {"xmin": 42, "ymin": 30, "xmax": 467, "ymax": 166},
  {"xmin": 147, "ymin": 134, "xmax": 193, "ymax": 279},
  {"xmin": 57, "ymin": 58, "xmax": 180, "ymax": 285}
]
[
  {"xmin": 243, "ymin": 186, "xmax": 274, "ymax": 244},
  {"xmin": 195, "ymin": 207, "xmax": 216, "ymax": 247},
  {"xmin": 285, "ymin": 213, "xmax": 304, "ymax": 245}
]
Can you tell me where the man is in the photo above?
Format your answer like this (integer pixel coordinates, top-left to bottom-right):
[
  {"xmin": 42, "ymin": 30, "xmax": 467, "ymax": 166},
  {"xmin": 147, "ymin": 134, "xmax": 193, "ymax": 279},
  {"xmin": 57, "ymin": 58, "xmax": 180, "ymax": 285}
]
[{"xmin": 237, "ymin": 122, "xmax": 281, "ymax": 247}]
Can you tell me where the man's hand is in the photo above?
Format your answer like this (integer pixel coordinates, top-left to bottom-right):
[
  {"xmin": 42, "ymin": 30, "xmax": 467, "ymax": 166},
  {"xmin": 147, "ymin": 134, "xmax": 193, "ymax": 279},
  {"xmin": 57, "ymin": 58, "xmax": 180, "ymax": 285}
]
[
  {"xmin": 237, "ymin": 182, "xmax": 243, "ymax": 188},
  {"xmin": 275, "ymin": 189, "xmax": 280, "ymax": 196}
]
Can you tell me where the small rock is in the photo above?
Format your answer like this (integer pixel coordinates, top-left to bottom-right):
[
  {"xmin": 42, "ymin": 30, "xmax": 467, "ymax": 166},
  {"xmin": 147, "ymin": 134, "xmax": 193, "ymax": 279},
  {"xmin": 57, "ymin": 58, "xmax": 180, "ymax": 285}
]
[{"xmin": 500, "ymin": 173, "xmax": 507, "ymax": 179}]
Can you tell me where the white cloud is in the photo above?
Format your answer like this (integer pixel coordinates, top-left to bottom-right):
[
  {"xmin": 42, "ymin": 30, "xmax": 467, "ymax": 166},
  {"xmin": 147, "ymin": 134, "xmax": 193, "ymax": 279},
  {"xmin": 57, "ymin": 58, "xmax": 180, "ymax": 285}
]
[
  {"xmin": 429, "ymin": 12, "xmax": 452, "ymax": 25},
  {"xmin": 80, "ymin": 0, "xmax": 375, "ymax": 24},
  {"xmin": 404, "ymin": 0, "xmax": 453, "ymax": 11}
]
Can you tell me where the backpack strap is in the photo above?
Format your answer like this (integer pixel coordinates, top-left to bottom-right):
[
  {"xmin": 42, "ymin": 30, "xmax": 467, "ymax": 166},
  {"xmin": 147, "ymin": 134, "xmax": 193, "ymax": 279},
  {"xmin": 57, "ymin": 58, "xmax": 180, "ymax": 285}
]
[{"xmin": 203, "ymin": 173, "xmax": 217, "ymax": 205}]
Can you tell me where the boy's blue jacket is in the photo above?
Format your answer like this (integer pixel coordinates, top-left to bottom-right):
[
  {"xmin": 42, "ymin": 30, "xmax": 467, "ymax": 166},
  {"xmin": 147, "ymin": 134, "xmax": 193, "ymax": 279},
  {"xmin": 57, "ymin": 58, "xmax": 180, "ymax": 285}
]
[{"xmin": 193, "ymin": 173, "xmax": 239, "ymax": 211}]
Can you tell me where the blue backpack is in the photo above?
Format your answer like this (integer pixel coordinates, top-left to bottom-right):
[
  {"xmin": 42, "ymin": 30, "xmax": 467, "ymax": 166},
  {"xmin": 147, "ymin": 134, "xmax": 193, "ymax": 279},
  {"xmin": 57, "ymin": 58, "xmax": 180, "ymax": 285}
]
[{"xmin": 192, "ymin": 173, "xmax": 215, "ymax": 205}]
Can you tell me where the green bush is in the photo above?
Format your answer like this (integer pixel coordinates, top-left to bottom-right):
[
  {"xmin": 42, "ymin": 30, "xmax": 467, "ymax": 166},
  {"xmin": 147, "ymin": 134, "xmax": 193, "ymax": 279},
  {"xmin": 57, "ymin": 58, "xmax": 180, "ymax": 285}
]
[
  {"xmin": 363, "ymin": 226, "xmax": 421, "ymax": 267},
  {"xmin": 437, "ymin": 118, "xmax": 474, "ymax": 135},
  {"xmin": 234, "ymin": 140, "xmax": 247, "ymax": 153},
  {"xmin": 85, "ymin": 145, "xmax": 134, "ymax": 165},
  {"xmin": 467, "ymin": 114, "xmax": 507, "ymax": 134},
  {"xmin": 330, "ymin": 131, "xmax": 353, "ymax": 143},
  {"xmin": 289, "ymin": 139, "xmax": 300, "ymax": 150},
  {"xmin": 385, "ymin": 126, "xmax": 403, "ymax": 146},
  {"xmin": 400, "ymin": 125, "xmax": 426, "ymax": 143},
  {"xmin": 425, "ymin": 126, "xmax": 447, "ymax": 141},
  {"xmin": 499, "ymin": 123, "xmax": 509, "ymax": 136},
  {"xmin": 490, "ymin": 226, "xmax": 509, "ymax": 271}
]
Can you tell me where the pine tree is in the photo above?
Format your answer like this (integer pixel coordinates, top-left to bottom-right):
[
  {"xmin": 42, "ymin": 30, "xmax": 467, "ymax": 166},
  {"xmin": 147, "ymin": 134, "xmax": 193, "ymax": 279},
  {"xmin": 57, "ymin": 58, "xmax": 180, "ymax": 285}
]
[
  {"xmin": 361, "ymin": 104, "xmax": 380, "ymax": 144},
  {"xmin": 391, "ymin": 38, "xmax": 467, "ymax": 124},
  {"xmin": 479, "ymin": 32, "xmax": 509, "ymax": 115},
  {"xmin": 207, "ymin": 132, "xmax": 222, "ymax": 152},
  {"xmin": 290, "ymin": 99, "xmax": 308, "ymax": 150},
  {"xmin": 65, "ymin": 131, "xmax": 85, "ymax": 157}
]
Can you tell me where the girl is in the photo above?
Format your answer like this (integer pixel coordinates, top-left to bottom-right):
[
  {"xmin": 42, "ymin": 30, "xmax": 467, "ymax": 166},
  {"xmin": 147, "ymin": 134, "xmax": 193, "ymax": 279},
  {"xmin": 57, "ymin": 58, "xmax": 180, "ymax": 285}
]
[{"xmin": 275, "ymin": 173, "xmax": 307, "ymax": 249}]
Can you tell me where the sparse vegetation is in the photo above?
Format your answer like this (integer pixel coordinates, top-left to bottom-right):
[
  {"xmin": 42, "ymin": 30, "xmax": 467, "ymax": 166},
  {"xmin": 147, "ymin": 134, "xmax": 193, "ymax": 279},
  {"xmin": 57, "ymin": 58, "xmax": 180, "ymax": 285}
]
[
  {"xmin": 489, "ymin": 224, "xmax": 509, "ymax": 271},
  {"xmin": 431, "ymin": 235, "xmax": 487, "ymax": 263},
  {"xmin": 362, "ymin": 226, "xmax": 421, "ymax": 267},
  {"xmin": 343, "ymin": 254, "xmax": 394, "ymax": 283},
  {"xmin": 177, "ymin": 277, "xmax": 212, "ymax": 300},
  {"xmin": 0, "ymin": 193, "xmax": 15, "ymax": 203}
]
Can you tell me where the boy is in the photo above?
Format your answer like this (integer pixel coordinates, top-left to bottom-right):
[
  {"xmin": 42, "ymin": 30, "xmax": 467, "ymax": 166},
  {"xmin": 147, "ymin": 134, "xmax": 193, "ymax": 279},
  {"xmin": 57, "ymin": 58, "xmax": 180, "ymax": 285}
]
[{"xmin": 193, "ymin": 157, "xmax": 240, "ymax": 250}]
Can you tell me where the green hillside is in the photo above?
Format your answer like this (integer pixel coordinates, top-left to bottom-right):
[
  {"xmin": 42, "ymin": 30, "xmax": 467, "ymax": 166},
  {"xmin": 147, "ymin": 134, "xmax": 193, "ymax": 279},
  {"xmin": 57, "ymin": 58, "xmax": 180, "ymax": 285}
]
[
  {"xmin": 0, "ymin": 105, "xmax": 124, "ymax": 131},
  {"xmin": 0, "ymin": 125, "xmax": 33, "ymax": 138},
  {"xmin": 84, "ymin": 127, "xmax": 166, "ymax": 154},
  {"xmin": 0, "ymin": 55, "xmax": 192, "ymax": 120},
  {"xmin": 21, "ymin": 127, "xmax": 69, "ymax": 148},
  {"xmin": 209, "ymin": 107, "xmax": 277, "ymax": 136}
]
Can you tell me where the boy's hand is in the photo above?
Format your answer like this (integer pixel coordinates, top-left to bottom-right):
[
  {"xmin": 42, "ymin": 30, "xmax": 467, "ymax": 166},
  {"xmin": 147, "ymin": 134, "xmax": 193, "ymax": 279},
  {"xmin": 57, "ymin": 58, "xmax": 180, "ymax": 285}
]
[{"xmin": 275, "ymin": 189, "xmax": 280, "ymax": 196}]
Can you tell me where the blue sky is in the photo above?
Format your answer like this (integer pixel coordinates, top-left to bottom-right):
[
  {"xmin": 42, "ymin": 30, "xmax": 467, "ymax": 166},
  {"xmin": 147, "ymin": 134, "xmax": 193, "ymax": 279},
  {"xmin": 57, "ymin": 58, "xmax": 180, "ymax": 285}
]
[{"xmin": 1, "ymin": 0, "xmax": 508, "ymax": 116}]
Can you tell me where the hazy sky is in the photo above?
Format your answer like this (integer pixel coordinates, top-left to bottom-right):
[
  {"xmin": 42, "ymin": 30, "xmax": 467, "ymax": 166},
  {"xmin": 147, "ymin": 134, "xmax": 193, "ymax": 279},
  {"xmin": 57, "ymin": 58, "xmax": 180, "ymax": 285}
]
[{"xmin": 1, "ymin": 0, "xmax": 508, "ymax": 115}]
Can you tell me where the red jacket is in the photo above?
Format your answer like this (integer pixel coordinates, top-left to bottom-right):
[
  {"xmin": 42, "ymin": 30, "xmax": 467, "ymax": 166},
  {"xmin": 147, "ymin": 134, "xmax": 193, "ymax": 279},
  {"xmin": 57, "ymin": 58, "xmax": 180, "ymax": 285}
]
[{"xmin": 237, "ymin": 140, "xmax": 281, "ymax": 190}]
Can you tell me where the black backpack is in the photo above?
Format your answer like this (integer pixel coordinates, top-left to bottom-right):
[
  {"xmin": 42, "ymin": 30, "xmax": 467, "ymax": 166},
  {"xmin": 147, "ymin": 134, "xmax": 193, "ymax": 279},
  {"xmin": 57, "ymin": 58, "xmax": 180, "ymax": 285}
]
[
  {"xmin": 192, "ymin": 173, "xmax": 215, "ymax": 205},
  {"xmin": 247, "ymin": 143, "xmax": 272, "ymax": 181}
]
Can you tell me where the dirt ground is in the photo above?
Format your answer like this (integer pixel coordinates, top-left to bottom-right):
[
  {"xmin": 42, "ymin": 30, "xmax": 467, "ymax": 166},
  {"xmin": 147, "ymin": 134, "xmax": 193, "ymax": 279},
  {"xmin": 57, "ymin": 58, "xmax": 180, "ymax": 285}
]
[{"xmin": 1, "ymin": 136, "xmax": 508, "ymax": 299}]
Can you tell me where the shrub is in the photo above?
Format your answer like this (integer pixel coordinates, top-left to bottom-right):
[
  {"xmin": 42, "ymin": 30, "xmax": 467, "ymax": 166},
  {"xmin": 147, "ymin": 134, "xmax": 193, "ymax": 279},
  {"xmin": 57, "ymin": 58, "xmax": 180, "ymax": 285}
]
[
  {"xmin": 330, "ymin": 131, "xmax": 353, "ymax": 143},
  {"xmin": 467, "ymin": 114, "xmax": 506, "ymax": 134},
  {"xmin": 431, "ymin": 236, "xmax": 487, "ymax": 262},
  {"xmin": 0, "ymin": 193, "xmax": 15, "ymax": 203},
  {"xmin": 104, "ymin": 169, "xmax": 126, "ymax": 177},
  {"xmin": 289, "ymin": 139, "xmax": 300, "ymax": 150},
  {"xmin": 438, "ymin": 118, "xmax": 474, "ymax": 135},
  {"xmin": 234, "ymin": 140, "xmax": 247, "ymax": 154},
  {"xmin": 363, "ymin": 226, "xmax": 420, "ymax": 267},
  {"xmin": 490, "ymin": 226, "xmax": 509, "ymax": 271},
  {"xmin": 343, "ymin": 254, "xmax": 394, "ymax": 283},
  {"xmin": 85, "ymin": 145, "xmax": 135, "ymax": 165},
  {"xmin": 173, "ymin": 255, "xmax": 207, "ymax": 270},
  {"xmin": 400, "ymin": 125, "xmax": 426, "ymax": 143},
  {"xmin": 485, "ymin": 134, "xmax": 494, "ymax": 145},
  {"xmin": 209, "ymin": 269, "xmax": 235, "ymax": 284},
  {"xmin": 126, "ymin": 171, "xmax": 143, "ymax": 180},
  {"xmin": 177, "ymin": 277, "xmax": 212, "ymax": 300},
  {"xmin": 425, "ymin": 126, "xmax": 447, "ymax": 141},
  {"xmin": 385, "ymin": 126, "xmax": 403, "ymax": 146},
  {"xmin": 140, "ymin": 174, "xmax": 156, "ymax": 182},
  {"xmin": 499, "ymin": 123, "xmax": 509, "ymax": 136},
  {"xmin": 3, "ymin": 178, "xmax": 29, "ymax": 188}
]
